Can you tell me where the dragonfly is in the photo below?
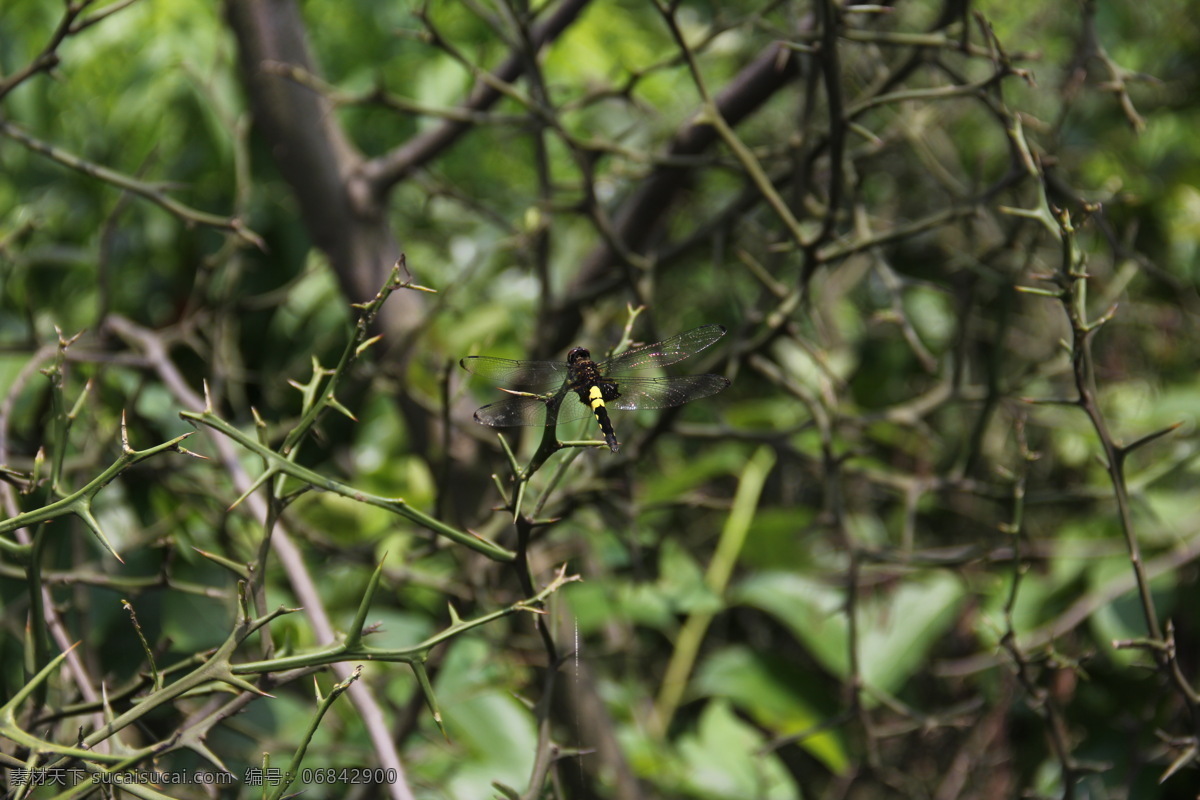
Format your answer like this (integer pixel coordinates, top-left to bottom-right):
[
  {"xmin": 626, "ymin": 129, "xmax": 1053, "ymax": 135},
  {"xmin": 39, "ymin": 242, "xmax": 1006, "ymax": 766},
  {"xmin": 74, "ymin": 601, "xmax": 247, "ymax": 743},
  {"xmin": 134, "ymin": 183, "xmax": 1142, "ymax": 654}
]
[{"xmin": 460, "ymin": 324, "xmax": 731, "ymax": 453}]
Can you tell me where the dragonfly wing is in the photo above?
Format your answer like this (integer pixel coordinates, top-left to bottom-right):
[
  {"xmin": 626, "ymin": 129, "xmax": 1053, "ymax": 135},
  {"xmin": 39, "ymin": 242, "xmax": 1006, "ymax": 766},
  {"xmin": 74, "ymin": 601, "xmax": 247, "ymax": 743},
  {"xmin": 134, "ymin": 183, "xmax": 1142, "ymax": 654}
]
[
  {"xmin": 601, "ymin": 324, "xmax": 727, "ymax": 373},
  {"xmin": 472, "ymin": 393, "xmax": 595, "ymax": 427},
  {"xmin": 472, "ymin": 395, "xmax": 551, "ymax": 427},
  {"xmin": 549, "ymin": 394, "xmax": 598, "ymax": 424},
  {"xmin": 459, "ymin": 356, "xmax": 570, "ymax": 391},
  {"xmin": 608, "ymin": 374, "xmax": 731, "ymax": 411}
]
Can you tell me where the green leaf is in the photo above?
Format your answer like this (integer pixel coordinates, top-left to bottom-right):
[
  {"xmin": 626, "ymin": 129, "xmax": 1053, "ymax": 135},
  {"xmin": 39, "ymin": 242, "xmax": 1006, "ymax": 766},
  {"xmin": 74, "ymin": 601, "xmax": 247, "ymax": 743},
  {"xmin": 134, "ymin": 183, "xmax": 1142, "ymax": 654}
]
[
  {"xmin": 731, "ymin": 572, "xmax": 847, "ymax": 676},
  {"xmin": 733, "ymin": 570, "xmax": 965, "ymax": 696},
  {"xmin": 694, "ymin": 645, "xmax": 848, "ymax": 773},
  {"xmin": 658, "ymin": 538, "xmax": 723, "ymax": 615},
  {"xmin": 443, "ymin": 692, "xmax": 536, "ymax": 800},
  {"xmin": 676, "ymin": 699, "xmax": 800, "ymax": 800},
  {"xmin": 856, "ymin": 572, "xmax": 964, "ymax": 693}
]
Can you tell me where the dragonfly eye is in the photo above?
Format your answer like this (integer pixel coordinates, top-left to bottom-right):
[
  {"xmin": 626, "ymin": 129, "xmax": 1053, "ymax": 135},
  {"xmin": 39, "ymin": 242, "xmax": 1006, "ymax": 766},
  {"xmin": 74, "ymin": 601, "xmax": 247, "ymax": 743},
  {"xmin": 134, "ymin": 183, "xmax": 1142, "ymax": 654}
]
[{"xmin": 567, "ymin": 347, "xmax": 590, "ymax": 364}]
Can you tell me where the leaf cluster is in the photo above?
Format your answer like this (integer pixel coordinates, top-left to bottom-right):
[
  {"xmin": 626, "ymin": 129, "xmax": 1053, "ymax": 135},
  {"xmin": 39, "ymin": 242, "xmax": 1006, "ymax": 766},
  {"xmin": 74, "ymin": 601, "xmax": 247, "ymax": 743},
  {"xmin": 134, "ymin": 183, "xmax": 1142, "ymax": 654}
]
[{"xmin": 2, "ymin": 1, "xmax": 1199, "ymax": 798}]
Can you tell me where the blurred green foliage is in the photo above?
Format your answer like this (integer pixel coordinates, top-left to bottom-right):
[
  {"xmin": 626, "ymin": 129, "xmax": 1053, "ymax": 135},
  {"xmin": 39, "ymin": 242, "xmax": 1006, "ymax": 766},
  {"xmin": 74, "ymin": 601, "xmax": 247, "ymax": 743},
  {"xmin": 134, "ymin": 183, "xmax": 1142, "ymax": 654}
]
[{"xmin": 3, "ymin": 0, "xmax": 1200, "ymax": 798}]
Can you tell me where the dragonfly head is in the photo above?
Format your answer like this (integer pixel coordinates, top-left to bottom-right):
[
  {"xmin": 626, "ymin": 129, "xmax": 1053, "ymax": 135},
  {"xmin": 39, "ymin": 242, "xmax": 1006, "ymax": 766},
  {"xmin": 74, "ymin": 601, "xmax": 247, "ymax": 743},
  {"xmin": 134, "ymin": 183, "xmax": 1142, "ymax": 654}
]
[{"xmin": 567, "ymin": 347, "xmax": 591, "ymax": 365}]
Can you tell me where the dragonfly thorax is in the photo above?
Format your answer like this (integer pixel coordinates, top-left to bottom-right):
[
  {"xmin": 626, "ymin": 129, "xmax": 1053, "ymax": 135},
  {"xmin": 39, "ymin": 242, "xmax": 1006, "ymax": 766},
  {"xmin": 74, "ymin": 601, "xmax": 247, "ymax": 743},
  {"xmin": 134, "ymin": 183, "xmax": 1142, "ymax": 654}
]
[{"xmin": 566, "ymin": 348, "xmax": 611, "ymax": 397}]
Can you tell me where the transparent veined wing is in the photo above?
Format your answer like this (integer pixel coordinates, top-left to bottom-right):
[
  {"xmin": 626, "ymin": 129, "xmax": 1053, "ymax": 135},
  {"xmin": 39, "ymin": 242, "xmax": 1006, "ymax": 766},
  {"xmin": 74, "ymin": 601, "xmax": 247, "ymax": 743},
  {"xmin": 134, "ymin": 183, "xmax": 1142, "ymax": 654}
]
[
  {"xmin": 460, "ymin": 324, "xmax": 731, "ymax": 435},
  {"xmin": 599, "ymin": 324, "xmax": 727, "ymax": 374},
  {"xmin": 471, "ymin": 392, "xmax": 597, "ymax": 427},
  {"xmin": 458, "ymin": 355, "xmax": 571, "ymax": 392},
  {"xmin": 605, "ymin": 374, "xmax": 732, "ymax": 411}
]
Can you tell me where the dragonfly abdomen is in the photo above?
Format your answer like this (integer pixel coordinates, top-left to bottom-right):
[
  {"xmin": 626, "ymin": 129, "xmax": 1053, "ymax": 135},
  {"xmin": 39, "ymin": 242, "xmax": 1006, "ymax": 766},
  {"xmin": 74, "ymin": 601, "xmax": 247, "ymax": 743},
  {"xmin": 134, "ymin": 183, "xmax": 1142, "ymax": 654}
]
[
  {"xmin": 582, "ymin": 384, "xmax": 620, "ymax": 452},
  {"xmin": 568, "ymin": 349, "xmax": 622, "ymax": 452}
]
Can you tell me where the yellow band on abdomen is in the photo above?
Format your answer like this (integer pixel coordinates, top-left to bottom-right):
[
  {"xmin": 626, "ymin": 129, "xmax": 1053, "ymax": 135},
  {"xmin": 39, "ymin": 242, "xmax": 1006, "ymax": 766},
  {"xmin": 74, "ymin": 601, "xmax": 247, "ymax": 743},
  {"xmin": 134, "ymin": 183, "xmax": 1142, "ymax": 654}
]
[{"xmin": 588, "ymin": 385, "xmax": 606, "ymax": 409}]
